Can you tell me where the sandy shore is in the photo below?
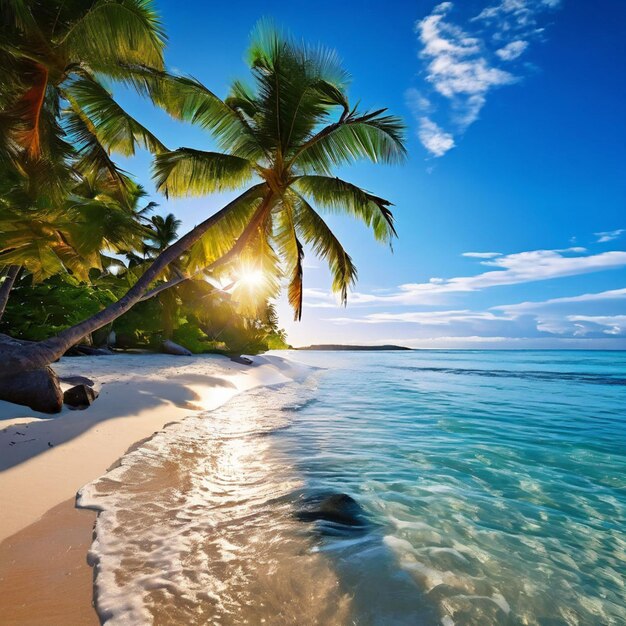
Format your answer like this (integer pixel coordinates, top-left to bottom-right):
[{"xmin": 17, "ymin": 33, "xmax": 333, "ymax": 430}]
[{"xmin": 0, "ymin": 351, "xmax": 304, "ymax": 624}]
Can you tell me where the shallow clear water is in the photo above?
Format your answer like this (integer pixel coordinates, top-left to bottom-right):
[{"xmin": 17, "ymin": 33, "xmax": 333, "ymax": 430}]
[{"xmin": 79, "ymin": 350, "xmax": 626, "ymax": 625}]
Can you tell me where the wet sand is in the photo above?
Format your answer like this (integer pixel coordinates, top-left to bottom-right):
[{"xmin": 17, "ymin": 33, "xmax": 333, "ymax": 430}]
[
  {"xmin": 0, "ymin": 352, "xmax": 304, "ymax": 625},
  {"xmin": 0, "ymin": 499, "xmax": 97, "ymax": 625}
]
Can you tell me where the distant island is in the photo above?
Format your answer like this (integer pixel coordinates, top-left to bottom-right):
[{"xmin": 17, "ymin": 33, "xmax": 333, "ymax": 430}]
[{"xmin": 297, "ymin": 344, "xmax": 412, "ymax": 351}]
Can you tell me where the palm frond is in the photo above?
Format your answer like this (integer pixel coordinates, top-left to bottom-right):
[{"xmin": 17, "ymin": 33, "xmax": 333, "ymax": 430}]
[
  {"xmin": 153, "ymin": 148, "xmax": 255, "ymax": 197},
  {"xmin": 63, "ymin": 104, "xmax": 128, "ymax": 193},
  {"xmin": 0, "ymin": 0, "xmax": 39, "ymax": 32},
  {"xmin": 64, "ymin": 77, "xmax": 167, "ymax": 156},
  {"xmin": 184, "ymin": 184, "xmax": 268, "ymax": 274},
  {"xmin": 129, "ymin": 68, "xmax": 263, "ymax": 160},
  {"xmin": 290, "ymin": 191, "xmax": 357, "ymax": 305},
  {"xmin": 274, "ymin": 198, "xmax": 304, "ymax": 319},
  {"xmin": 11, "ymin": 63, "xmax": 48, "ymax": 159},
  {"xmin": 64, "ymin": 198, "xmax": 147, "ymax": 255},
  {"xmin": 63, "ymin": 0, "xmax": 166, "ymax": 71},
  {"xmin": 294, "ymin": 175, "xmax": 397, "ymax": 245},
  {"xmin": 291, "ymin": 109, "xmax": 407, "ymax": 173},
  {"xmin": 247, "ymin": 20, "xmax": 348, "ymax": 156}
]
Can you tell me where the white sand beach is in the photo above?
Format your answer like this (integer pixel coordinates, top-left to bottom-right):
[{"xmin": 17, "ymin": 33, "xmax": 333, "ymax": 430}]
[{"xmin": 0, "ymin": 352, "xmax": 304, "ymax": 624}]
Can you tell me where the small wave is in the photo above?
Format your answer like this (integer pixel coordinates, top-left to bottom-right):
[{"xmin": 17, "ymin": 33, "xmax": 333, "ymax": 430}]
[{"xmin": 395, "ymin": 365, "xmax": 626, "ymax": 385}]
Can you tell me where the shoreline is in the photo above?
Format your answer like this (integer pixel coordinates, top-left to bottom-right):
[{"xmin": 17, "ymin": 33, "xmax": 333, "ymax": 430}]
[{"xmin": 0, "ymin": 351, "xmax": 305, "ymax": 624}]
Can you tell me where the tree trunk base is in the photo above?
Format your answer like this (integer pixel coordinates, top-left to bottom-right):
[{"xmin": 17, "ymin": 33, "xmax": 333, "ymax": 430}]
[{"xmin": 0, "ymin": 366, "xmax": 63, "ymax": 414}]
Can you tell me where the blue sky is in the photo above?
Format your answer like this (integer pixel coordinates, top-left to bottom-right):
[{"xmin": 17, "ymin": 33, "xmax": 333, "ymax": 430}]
[{"xmin": 115, "ymin": 0, "xmax": 626, "ymax": 348}]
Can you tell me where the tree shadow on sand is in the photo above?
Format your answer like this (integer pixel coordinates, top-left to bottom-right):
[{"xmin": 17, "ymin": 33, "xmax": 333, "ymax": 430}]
[{"xmin": 0, "ymin": 374, "xmax": 237, "ymax": 472}]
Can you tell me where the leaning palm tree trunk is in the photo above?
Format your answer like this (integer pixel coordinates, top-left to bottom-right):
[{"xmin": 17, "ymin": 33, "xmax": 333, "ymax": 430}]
[
  {"xmin": 0, "ymin": 266, "xmax": 21, "ymax": 321},
  {"xmin": 0, "ymin": 186, "xmax": 273, "ymax": 409}
]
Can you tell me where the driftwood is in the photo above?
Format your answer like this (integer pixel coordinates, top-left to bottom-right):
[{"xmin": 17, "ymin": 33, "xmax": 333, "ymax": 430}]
[{"xmin": 161, "ymin": 340, "xmax": 192, "ymax": 356}]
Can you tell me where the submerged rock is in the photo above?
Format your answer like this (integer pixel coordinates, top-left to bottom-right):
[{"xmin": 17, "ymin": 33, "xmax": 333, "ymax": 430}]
[
  {"xmin": 295, "ymin": 492, "xmax": 370, "ymax": 532},
  {"xmin": 64, "ymin": 384, "xmax": 99, "ymax": 409},
  {"xmin": 0, "ymin": 366, "xmax": 63, "ymax": 413}
]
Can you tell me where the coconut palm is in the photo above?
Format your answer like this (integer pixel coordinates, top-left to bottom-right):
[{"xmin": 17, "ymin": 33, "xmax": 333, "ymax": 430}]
[
  {"xmin": 148, "ymin": 20, "xmax": 406, "ymax": 318},
  {"xmin": 0, "ymin": 22, "xmax": 406, "ymax": 410},
  {"xmin": 143, "ymin": 214, "xmax": 182, "ymax": 257},
  {"xmin": 0, "ymin": 168, "xmax": 150, "ymax": 320},
  {"xmin": 0, "ymin": 0, "xmax": 167, "ymax": 196},
  {"xmin": 128, "ymin": 212, "xmax": 183, "ymax": 338}
]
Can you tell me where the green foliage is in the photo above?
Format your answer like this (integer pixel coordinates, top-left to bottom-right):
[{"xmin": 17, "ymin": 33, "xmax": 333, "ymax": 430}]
[
  {"xmin": 0, "ymin": 270, "xmax": 288, "ymax": 355},
  {"xmin": 172, "ymin": 323, "xmax": 225, "ymax": 354},
  {"xmin": 0, "ymin": 275, "xmax": 117, "ymax": 341},
  {"xmin": 0, "ymin": 0, "xmax": 167, "ymax": 196},
  {"xmin": 0, "ymin": 17, "xmax": 403, "ymax": 356}
]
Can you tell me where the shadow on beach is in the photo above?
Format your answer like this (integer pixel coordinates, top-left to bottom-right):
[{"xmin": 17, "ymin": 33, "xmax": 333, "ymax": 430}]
[{"xmin": 0, "ymin": 374, "xmax": 236, "ymax": 473}]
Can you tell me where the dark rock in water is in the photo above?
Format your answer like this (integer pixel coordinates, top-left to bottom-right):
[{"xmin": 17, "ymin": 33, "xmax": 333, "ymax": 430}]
[
  {"xmin": 59, "ymin": 375, "xmax": 95, "ymax": 387},
  {"xmin": 296, "ymin": 492, "xmax": 369, "ymax": 530},
  {"xmin": 0, "ymin": 366, "xmax": 64, "ymax": 413},
  {"xmin": 162, "ymin": 340, "xmax": 192, "ymax": 356},
  {"xmin": 63, "ymin": 384, "xmax": 99, "ymax": 409}
]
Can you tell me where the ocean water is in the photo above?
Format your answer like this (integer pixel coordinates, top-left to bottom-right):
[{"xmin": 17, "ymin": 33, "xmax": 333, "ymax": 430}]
[{"xmin": 78, "ymin": 350, "xmax": 626, "ymax": 625}]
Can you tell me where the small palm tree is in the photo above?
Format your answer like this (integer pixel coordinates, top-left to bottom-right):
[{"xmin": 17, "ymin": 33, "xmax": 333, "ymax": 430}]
[
  {"xmin": 0, "ymin": 22, "xmax": 406, "ymax": 407},
  {"xmin": 143, "ymin": 214, "xmax": 183, "ymax": 258}
]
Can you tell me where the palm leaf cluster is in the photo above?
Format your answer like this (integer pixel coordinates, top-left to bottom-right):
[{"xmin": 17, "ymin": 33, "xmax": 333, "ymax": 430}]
[
  {"xmin": 0, "ymin": 0, "xmax": 167, "ymax": 198},
  {"xmin": 0, "ymin": 0, "xmax": 168, "ymax": 292},
  {"xmin": 151, "ymin": 21, "xmax": 406, "ymax": 319},
  {"xmin": 0, "ymin": 169, "xmax": 150, "ymax": 281}
]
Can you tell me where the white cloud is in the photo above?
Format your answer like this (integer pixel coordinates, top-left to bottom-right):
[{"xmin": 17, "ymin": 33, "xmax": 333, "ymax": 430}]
[
  {"xmin": 405, "ymin": 88, "xmax": 432, "ymax": 115},
  {"xmin": 304, "ymin": 248, "xmax": 626, "ymax": 308},
  {"xmin": 412, "ymin": 1, "xmax": 562, "ymax": 157},
  {"xmin": 417, "ymin": 4, "xmax": 515, "ymax": 98},
  {"xmin": 329, "ymin": 310, "xmax": 503, "ymax": 325},
  {"xmin": 568, "ymin": 315, "xmax": 626, "ymax": 335},
  {"xmin": 496, "ymin": 40, "xmax": 529, "ymax": 60},
  {"xmin": 493, "ymin": 287, "xmax": 626, "ymax": 314},
  {"xmin": 462, "ymin": 251, "xmax": 502, "ymax": 258},
  {"xmin": 536, "ymin": 314, "xmax": 626, "ymax": 337},
  {"xmin": 384, "ymin": 249, "xmax": 626, "ymax": 304},
  {"xmin": 418, "ymin": 117, "xmax": 455, "ymax": 157},
  {"xmin": 595, "ymin": 229, "xmax": 624, "ymax": 243}
]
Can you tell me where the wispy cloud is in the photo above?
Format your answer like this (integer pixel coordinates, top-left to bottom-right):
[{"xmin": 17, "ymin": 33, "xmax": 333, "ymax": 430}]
[
  {"xmin": 411, "ymin": 0, "xmax": 562, "ymax": 157},
  {"xmin": 418, "ymin": 117, "xmax": 456, "ymax": 156},
  {"xmin": 305, "ymin": 248, "xmax": 626, "ymax": 308},
  {"xmin": 495, "ymin": 40, "xmax": 529, "ymax": 60},
  {"xmin": 493, "ymin": 287, "xmax": 626, "ymax": 314},
  {"xmin": 595, "ymin": 229, "xmax": 624, "ymax": 243},
  {"xmin": 462, "ymin": 251, "xmax": 502, "ymax": 258},
  {"xmin": 325, "ymin": 288, "xmax": 626, "ymax": 342},
  {"xmin": 329, "ymin": 310, "xmax": 503, "ymax": 325},
  {"xmin": 536, "ymin": 314, "xmax": 626, "ymax": 337}
]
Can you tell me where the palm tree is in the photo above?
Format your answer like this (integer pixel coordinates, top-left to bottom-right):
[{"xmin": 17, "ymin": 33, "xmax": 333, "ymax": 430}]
[
  {"xmin": 0, "ymin": 0, "xmax": 168, "ymax": 322},
  {"xmin": 143, "ymin": 214, "xmax": 182, "ymax": 256},
  {"xmin": 0, "ymin": 22, "xmax": 406, "ymax": 410},
  {"xmin": 132, "ymin": 213, "xmax": 183, "ymax": 339},
  {"xmin": 0, "ymin": 168, "xmax": 149, "ymax": 321},
  {"xmin": 0, "ymin": 0, "xmax": 167, "ymax": 196}
]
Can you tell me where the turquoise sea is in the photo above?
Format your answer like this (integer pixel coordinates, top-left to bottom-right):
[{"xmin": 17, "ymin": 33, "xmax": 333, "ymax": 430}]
[{"xmin": 80, "ymin": 350, "xmax": 626, "ymax": 625}]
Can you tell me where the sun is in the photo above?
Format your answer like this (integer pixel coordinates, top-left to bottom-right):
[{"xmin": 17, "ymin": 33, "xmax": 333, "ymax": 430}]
[{"xmin": 237, "ymin": 267, "xmax": 265, "ymax": 290}]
